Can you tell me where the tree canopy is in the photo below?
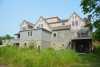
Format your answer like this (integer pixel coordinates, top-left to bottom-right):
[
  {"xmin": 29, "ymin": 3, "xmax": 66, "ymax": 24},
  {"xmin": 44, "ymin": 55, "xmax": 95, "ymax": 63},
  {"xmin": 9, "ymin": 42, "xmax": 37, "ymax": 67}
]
[
  {"xmin": 0, "ymin": 34, "xmax": 14, "ymax": 45},
  {"xmin": 81, "ymin": 0, "xmax": 100, "ymax": 41}
]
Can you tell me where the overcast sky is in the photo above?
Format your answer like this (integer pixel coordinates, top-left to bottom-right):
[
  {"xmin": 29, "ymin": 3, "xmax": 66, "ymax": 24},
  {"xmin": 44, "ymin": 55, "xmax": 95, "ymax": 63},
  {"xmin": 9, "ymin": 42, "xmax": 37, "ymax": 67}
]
[{"xmin": 0, "ymin": 0, "xmax": 84, "ymax": 36}]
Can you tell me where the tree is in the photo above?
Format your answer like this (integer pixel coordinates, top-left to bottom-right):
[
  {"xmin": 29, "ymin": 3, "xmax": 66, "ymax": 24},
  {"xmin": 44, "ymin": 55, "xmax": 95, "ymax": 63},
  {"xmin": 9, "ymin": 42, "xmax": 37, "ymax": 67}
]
[
  {"xmin": 83, "ymin": 18, "xmax": 93, "ymax": 32},
  {"xmin": 92, "ymin": 29, "xmax": 100, "ymax": 41},
  {"xmin": 81, "ymin": 0, "xmax": 100, "ymax": 41},
  {"xmin": 0, "ymin": 34, "xmax": 13, "ymax": 41},
  {"xmin": 3, "ymin": 34, "xmax": 14, "ymax": 40},
  {"xmin": 0, "ymin": 36, "xmax": 3, "ymax": 45},
  {"xmin": 0, "ymin": 34, "xmax": 14, "ymax": 45}
]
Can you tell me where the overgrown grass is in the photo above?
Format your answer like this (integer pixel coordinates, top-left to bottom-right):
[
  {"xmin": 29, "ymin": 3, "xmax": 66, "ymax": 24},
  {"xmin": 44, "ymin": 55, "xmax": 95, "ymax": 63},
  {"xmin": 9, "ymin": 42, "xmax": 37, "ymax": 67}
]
[
  {"xmin": 0, "ymin": 45, "xmax": 100, "ymax": 67},
  {"xmin": 0, "ymin": 46, "xmax": 79, "ymax": 67}
]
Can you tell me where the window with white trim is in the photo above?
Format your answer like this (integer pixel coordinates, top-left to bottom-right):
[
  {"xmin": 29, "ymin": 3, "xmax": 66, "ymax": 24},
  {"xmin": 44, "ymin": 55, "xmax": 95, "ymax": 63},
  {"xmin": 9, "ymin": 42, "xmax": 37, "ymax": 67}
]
[{"xmin": 28, "ymin": 31, "xmax": 32, "ymax": 36}]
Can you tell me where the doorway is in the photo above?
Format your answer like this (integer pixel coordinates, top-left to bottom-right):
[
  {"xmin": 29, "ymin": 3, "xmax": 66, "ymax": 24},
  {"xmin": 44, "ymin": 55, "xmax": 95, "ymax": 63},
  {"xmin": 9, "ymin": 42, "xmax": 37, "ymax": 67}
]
[{"xmin": 71, "ymin": 39, "xmax": 92, "ymax": 53}]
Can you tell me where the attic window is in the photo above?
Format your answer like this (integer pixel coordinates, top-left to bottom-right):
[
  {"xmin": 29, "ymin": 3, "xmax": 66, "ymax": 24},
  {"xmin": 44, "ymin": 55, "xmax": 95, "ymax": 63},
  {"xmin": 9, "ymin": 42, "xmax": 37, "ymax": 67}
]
[
  {"xmin": 76, "ymin": 21, "xmax": 78, "ymax": 26},
  {"xmin": 72, "ymin": 21, "xmax": 74, "ymax": 26}
]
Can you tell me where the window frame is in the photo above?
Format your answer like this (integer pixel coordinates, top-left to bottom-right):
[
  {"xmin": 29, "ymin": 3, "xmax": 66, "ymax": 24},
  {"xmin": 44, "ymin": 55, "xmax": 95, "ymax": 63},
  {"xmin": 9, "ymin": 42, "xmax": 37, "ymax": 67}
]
[{"xmin": 28, "ymin": 31, "xmax": 32, "ymax": 36}]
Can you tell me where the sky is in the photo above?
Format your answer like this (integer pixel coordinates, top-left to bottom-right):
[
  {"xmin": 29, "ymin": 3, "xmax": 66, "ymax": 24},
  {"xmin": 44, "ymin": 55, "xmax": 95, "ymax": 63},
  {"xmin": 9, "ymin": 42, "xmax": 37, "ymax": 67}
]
[{"xmin": 0, "ymin": 0, "xmax": 84, "ymax": 36}]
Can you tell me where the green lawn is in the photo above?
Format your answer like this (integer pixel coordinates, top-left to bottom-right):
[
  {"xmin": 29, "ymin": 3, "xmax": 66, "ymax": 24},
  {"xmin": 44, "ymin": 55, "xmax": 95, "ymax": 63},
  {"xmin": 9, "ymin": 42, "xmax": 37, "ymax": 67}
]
[{"xmin": 0, "ymin": 45, "xmax": 100, "ymax": 67}]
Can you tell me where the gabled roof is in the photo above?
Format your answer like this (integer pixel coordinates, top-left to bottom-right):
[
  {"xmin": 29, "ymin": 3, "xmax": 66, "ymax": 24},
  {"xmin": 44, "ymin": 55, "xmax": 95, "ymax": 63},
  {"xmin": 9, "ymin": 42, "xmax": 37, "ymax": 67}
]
[
  {"xmin": 33, "ymin": 16, "xmax": 51, "ymax": 30},
  {"xmin": 68, "ymin": 11, "xmax": 86, "ymax": 25},
  {"xmin": 72, "ymin": 12, "xmax": 80, "ymax": 17},
  {"xmin": 45, "ymin": 16, "xmax": 61, "ymax": 24},
  {"xmin": 68, "ymin": 12, "xmax": 81, "ymax": 20},
  {"xmin": 34, "ymin": 16, "xmax": 45, "ymax": 26},
  {"xmin": 20, "ymin": 20, "xmax": 34, "ymax": 27},
  {"xmin": 18, "ymin": 12, "xmax": 87, "ymax": 32}
]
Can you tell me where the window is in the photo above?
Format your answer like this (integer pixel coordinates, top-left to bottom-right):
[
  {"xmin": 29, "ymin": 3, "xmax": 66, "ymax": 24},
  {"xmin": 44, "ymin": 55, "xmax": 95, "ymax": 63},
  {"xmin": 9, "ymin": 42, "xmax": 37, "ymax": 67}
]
[
  {"xmin": 72, "ymin": 21, "xmax": 74, "ymax": 26},
  {"xmin": 17, "ymin": 34, "xmax": 20, "ymax": 38},
  {"xmin": 40, "ymin": 24, "xmax": 43, "ymax": 28},
  {"xmin": 76, "ymin": 21, "xmax": 78, "ymax": 26},
  {"xmin": 28, "ymin": 31, "xmax": 32, "ymax": 36},
  {"xmin": 72, "ymin": 21, "xmax": 78, "ymax": 26},
  {"xmin": 37, "ymin": 26, "xmax": 40, "ymax": 29},
  {"xmin": 30, "ymin": 31, "xmax": 32, "ymax": 36},
  {"xmin": 53, "ymin": 33, "xmax": 56, "ymax": 37},
  {"xmin": 81, "ymin": 32, "xmax": 88, "ymax": 37},
  {"xmin": 28, "ymin": 32, "xmax": 29, "ymax": 36},
  {"xmin": 77, "ymin": 32, "xmax": 88, "ymax": 37},
  {"xmin": 24, "ymin": 43, "xmax": 27, "ymax": 46},
  {"xmin": 38, "ymin": 24, "xmax": 43, "ymax": 28},
  {"xmin": 15, "ymin": 43, "xmax": 19, "ymax": 47}
]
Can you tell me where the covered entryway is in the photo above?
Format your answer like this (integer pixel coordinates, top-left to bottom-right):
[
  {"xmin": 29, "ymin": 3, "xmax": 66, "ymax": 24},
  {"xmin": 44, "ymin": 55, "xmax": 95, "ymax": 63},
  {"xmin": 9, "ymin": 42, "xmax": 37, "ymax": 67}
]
[{"xmin": 71, "ymin": 39, "xmax": 92, "ymax": 53}]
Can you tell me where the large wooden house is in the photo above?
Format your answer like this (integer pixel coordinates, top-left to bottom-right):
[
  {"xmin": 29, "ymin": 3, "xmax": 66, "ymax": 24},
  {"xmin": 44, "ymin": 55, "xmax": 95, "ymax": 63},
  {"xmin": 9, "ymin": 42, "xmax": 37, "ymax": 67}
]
[{"xmin": 3, "ymin": 12, "xmax": 92, "ymax": 52}]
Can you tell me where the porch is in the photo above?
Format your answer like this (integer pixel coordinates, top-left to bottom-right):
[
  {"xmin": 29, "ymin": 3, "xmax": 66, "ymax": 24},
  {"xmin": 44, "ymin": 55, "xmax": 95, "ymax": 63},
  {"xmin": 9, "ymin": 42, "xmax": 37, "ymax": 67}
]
[{"xmin": 71, "ymin": 38, "xmax": 92, "ymax": 53}]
